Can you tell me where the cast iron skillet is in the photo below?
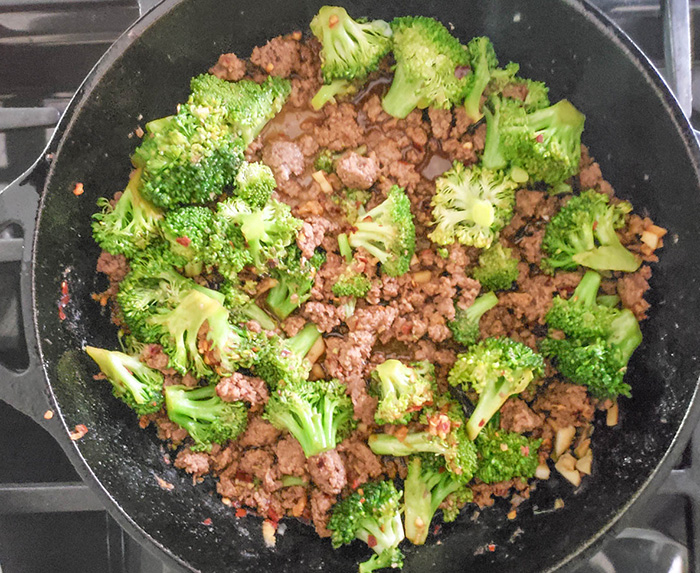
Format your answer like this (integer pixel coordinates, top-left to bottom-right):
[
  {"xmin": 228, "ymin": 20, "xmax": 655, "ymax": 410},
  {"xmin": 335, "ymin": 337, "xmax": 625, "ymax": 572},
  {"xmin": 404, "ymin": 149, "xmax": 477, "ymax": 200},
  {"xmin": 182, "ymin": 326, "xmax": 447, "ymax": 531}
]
[{"xmin": 1, "ymin": 0, "xmax": 700, "ymax": 571}]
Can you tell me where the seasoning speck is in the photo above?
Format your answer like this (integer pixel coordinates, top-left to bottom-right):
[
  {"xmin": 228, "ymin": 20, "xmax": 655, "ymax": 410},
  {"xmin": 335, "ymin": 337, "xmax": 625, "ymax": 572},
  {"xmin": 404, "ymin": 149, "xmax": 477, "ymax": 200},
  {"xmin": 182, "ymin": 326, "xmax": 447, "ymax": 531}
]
[
  {"xmin": 72, "ymin": 183, "xmax": 84, "ymax": 196},
  {"xmin": 69, "ymin": 424, "xmax": 88, "ymax": 440},
  {"xmin": 154, "ymin": 475, "xmax": 174, "ymax": 491},
  {"xmin": 201, "ymin": 518, "xmax": 213, "ymax": 526},
  {"xmin": 43, "ymin": 410, "xmax": 54, "ymax": 420}
]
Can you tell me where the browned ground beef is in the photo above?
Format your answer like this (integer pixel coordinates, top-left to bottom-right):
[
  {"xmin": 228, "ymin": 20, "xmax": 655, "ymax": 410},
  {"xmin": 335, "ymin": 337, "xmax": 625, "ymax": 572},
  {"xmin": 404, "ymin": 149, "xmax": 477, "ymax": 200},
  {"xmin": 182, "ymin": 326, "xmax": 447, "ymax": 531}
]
[{"xmin": 96, "ymin": 35, "xmax": 661, "ymax": 538}]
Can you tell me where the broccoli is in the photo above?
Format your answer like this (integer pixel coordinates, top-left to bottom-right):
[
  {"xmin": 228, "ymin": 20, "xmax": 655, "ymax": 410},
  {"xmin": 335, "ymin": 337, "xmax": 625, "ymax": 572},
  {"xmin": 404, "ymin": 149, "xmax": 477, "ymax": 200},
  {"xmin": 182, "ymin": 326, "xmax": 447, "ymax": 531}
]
[
  {"xmin": 266, "ymin": 246, "xmax": 326, "ymax": 319},
  {"xmin": 215, "ymin": 197, "xmax": 302, "ymax": 271},
  {"xmin": 463, "ymin": 36, "xmax": 499, "ymax": 122},
  {"xmin": 92, "ymin": 168, "xmax": 163, "ymax": 258},
  {"xmin": 314, "ymin": 149, "xmax": 337, "ymax": 173},
  {"xmin": 348, "ymin": 185, "xmax": 415, "ymax": 277},
  {"xmin": 448, "ymin": 337, "xmax": 545, "ymax": 440},
  {"xmin": 159, "ymin": 205, "xmax": 215, "ymax": 277},
  {"xmin": 474, "ymin": 421, "xmax": 542, "ymax": 483},
  {"xmin": 233, "ymin": 161, "xmax": 276, "ymax": 208},
  {"xmin": 499, "ymin": 99, "xmax": 586, "ymax": 186},
  {"xmin": 371, "ymin": 359, "xmax": 434, "ymax": 425},
  {"xmin": 263, "ymin": 377, "xmax": 355, "ymax": 457},
  {"xmin": 164, "ymin": 384, "xmax": 248, "ymax": 451},
  {"xmin": 472, "ymin": 243, "xmax": 520, "ymax": 291},
  {"xmin": 382, "ymin": 16, "xmax": 469, "ymax": 119},
  {"xmin": 253, "ymin": 323, "xmax": 322, "ymax": 388},
  {"xmin": 338, "ymin": 233, "xmax": 353, "ymax": 262},
  {"xmin": 332, "ymin": 270, "xmax": 372, "ymax": 298},
  {"xmin": 311, "ymin": 6, "xmax": 392, "ymax": 84},
  {"xmin": 483, "ymin": 62, "xmax": 550, "ymax": 113},
  {"xmin": 428, "ymin": 161, "xmax": 517, "ymax": 249},
  {"xmin": 85, "ymin": 346, "xmax": 164, "ymax": 415},
  {"xmin": 541, "ymin": 189, "xmax": 641, "ymax": 274},
  {"xmin": 540, "ymin": 272, "xmax": 642, "ymax": 400},
  {"xmin": 148, "ymin": 287, "xmax": 257, "ymax": 378},
  {"xmin": 188, "ymin": 74, "xmax": 291, "ymax": 145},
  {"xmin": 404, "ymin": 454, "xmax": 471, "ymax": 545},
  {"xmin": 218, "ymin": 279, "xmax": 277, "ymax": 331},
  {"xmin": 334, "ymin": 187, "xmax": 372, "ymax": 224},
  {"xmin": 311, "ymin": 79, "xmax": 358, "ymax": 110},
  {"xmin": 448, "ymin": 291, "xmax": 499, "ymax": 346},
  {"xmin": 328, "ymin": 480, "xmax": 405, "ymax": 573}
]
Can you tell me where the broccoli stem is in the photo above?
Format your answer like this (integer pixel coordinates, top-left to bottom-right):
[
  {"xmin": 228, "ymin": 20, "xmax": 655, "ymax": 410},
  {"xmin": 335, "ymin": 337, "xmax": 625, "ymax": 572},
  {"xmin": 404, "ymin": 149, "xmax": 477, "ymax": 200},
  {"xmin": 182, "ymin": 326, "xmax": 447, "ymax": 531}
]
[
  {"xmin": 381, "ymin": 64, "xmax": 424, "ymax": 119},
  {"xmin": 165, "ymin": 385, "xmax": 223, "ymax": 423},
  {"xmin": 287, "ymin": 323, "xmax": 322, "ymax": 359},
  {"xmin": 338, "ymin": 233, "xmax": 353, "ymax": 263},
  {"xmin": 311, "ymin": 80, "xmax": 356, "ymax": 110},
  {"xmin": 466, "ymin": 291, "xmax": 498, "ymax": 322},
  {"xmin": 609, "ymin": 309, "xmax": 643, "ymax": 363},
  {"xmin": 241, "ymin": 302, "xmax": 277, "ymax": 331},
  {"xmin": 368, "ymin": 432, "xmax": 445, "ymax": 457},
  {"xmin": 482, "ymin": 105, "xmax": 507, "ymax": 170},
  {"xmin": 573, "ymin": 244, "xmax": 641, "ymax": 273},
  {"xmin": 266, "ymin": 282, "xmax": 297, "ymax": 320},
  {"xmin": 571, "ymin": 270, "xmax": 602, "ymax": 307}
]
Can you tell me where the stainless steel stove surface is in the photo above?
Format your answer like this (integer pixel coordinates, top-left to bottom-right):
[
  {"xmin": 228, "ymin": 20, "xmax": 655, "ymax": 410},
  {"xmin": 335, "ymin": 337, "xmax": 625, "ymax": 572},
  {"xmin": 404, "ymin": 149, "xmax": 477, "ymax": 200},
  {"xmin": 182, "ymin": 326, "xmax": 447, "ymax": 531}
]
[{"xmin": 0, "ymin": 1, "xmax": 698, "ymax": 572}]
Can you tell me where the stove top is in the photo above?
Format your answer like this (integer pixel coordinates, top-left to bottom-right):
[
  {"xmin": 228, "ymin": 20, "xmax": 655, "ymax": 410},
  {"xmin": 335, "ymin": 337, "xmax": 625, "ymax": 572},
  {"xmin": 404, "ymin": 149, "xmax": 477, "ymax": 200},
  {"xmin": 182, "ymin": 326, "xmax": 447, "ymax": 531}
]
[{"xmin": 1, "ymin": 1, "xmax": 699, "ymax": 572}]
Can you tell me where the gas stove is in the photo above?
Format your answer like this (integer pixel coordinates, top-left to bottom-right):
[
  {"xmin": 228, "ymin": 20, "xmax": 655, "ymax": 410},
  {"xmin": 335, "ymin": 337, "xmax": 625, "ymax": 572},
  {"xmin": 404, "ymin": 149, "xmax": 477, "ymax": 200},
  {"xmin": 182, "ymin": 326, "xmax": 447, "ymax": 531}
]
[{"xmin": 0, "ymin": 1, "xmax": 699, "ymax": 572}]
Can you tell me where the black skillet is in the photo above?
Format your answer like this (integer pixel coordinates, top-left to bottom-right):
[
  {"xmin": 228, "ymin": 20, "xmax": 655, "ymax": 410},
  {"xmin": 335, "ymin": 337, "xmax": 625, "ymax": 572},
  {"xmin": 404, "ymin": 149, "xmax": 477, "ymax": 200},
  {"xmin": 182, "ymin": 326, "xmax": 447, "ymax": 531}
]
[{"xmin": 1, "ymin": 0, "xmax": 700, "ymax": 571}]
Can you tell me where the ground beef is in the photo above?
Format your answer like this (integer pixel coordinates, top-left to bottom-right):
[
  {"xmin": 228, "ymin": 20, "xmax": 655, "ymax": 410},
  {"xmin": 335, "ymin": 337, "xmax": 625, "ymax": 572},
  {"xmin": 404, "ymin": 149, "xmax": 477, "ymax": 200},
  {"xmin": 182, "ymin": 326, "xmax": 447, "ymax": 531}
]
[
  {"xmin": 301, "ymin": 301, "xmax": 343, "ymax": 333},
  {"xmin": 532, "ymin": 381, "xmax": 596, "ymax": 431},
  {"xmin": 335, "ymin": 151, "xmax": 379, "ymax": 190},
  {"xmin": 307, "ymin": 449, "xmax": 347, "ymax": 495},
  {"xmin": 499, "ymin": 398, "xmax": 545, "ymax": 434},
  {"xmin": 216, "ymin": 373, "xmax": 269, "ymax": 410},
  {"xmin": 250, "ymin": 35, "xmax": 300, "ymax": 78},
  {"xmin": 314, "ymin": 103, "xmax": 364, "ymax": 151},
  {"xmin": 238, "ymin": 416, "xmax": 281, "ymax": 448},
  {"xmin": 275, "ymin": 436, "xmax": 307, "ymax": 477},
  {"xmin": 239, "ymin": 448, "xmax": 280, "ymax": 493},
  {"xmin": 262, "ymin": 140, "xmax": 305, "ymax": 183},
  {"xmin": 296, "ymin": 216, "xmax": 333, "ymax": 259},
  {"xmin": 209, "ymin": 53, "xmax": 246, "ymax": 81},
  {"xmin": 174, "ymin": 448, "xmax": 211, "ymax": 477},
  {"xmin": 338, "ymin": 435, "xmax": 383, "ymax": 489},
  {"xmin": 310, "ymin": 489, "xmax": 336, "ymax": 538},
  {"xmin": 471, "ymin": 478, "xmax": 530, "ymax": 509},
  {"xmin": 617, "ymin": 265, "xmax": 652, "ymax": 320}
]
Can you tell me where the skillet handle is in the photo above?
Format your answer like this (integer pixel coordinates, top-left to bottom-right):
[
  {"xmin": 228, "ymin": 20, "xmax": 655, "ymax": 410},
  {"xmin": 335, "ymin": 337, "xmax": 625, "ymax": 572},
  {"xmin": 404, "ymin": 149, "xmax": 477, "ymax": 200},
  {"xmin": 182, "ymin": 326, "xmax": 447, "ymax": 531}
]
[{"xmin": 0, "ymin": 167, "xmax": 57, "ymax": 429}]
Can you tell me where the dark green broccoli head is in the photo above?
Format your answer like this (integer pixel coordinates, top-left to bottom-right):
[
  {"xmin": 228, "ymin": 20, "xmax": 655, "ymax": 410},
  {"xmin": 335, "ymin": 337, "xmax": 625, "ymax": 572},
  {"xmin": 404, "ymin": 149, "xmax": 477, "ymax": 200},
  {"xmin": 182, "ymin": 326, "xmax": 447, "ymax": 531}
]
[
  {"xmin": 348, "ymin": 185, "xmax": 416, "ymax": 277},
  {"xmin": 475, "ymin": 421, "xmax": 542, "ymax": 483},
  {"xmin": 541, "ymin": 189, "xmax": 640, "ymax": 274},
  {"xmin": 371, "ymin": 359, "xmax": 435, "ymax": 425},
  {"xmin": 382, "ymin": 16, "xmax": 470, "ymax": 118},
  {"xmin": 266, "ymin": 246, "xmax": 326, "ymax": 320},
  {"xmin": 160, "ymin": 205, "xmax": 215, "ymax": 276},
  {"xmin": 310, "ymin": 6, "xmax": 392, "ymax": 84},
  {"xmin": 85, "ymin": 346, "xmax": 164, "ymax": 415},
  {"xmin": 234, "ymin": 161, "xmax": 276, "ymax": 208},
  {"xmin": 92, "ymin": 168, "xmax": 162, "ymax": 258},
  {"xmin": 448, "ymin": 291, "xmax": 499, "ymax": 346},
  {"xmin": 164, "ymin": 384, "xmax": 248, "ymax": 451},
  {"xmin": 429, "ymin": 161, "xmax": 517, "ymax": 249},
  {"xmin": 314, "ymin": 149, "xmax": 337, "ymax": 173},
  {"xmin": 472, "ymin": 243, "xmax": 520, "ymax": 292}
]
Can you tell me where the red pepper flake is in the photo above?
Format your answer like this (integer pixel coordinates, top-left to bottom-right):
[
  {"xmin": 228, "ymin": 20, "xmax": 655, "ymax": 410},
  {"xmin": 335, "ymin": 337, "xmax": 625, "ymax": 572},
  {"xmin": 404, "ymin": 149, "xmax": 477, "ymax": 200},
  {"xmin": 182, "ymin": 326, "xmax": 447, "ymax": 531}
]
[
  {"xmin": 454, "ymin": 65, "xmax": 470, "ymax": 79},
  {"xmin": 367, "ymin": 534, "xmax": 378, "ymax": 548},
  {"xmin": 43, "ymin": 410, "xmax": 54, "ymax": 420},
  {"xmin": 72, "ymin": 182, "xmax": 84, "ymax": 196},
  {"xmin": 201, "ymin": 518, "xmax": 213, "ymax": 526},
  {"xmin": 488, "ymin": 543, "xmax": 496, "ymax": 552},
  {"xmin": 154, "ymin": 475, "xmax": 175, "ymax": 491},
  {"xmin": 267, "ymin": 508, "xmax": 280, "ymax": 524},
  {"xmin": 592, "ymin": 221, "xmax": 598, "ymax": 231},
  {"xmin": 478, "ymin": 419, "xmax": 486, "ymax": 428},
  {"xmin": 58, "ymin": 280, "xmax": 70, "ymax": 321},
  {"xmin": 433, "ymin": 524, "xmax": 442, "ymax": 536},
  {"xmin": 235, "ymin": 508, "xmax": 247, "ymax": 518},
  {"xmin": 175, "ymin": 236, "xmax": 191, "ymax": 247},
  {"xmin": 328, "ymin": 14, "xmax": 339, "ymax": 28},
  {"xmin": 521, "ymin": 446, "xmax": 530, "ymax": 456},
  {"xmin": 69, "ymin": 424, "xmax": 88, "ymax": 440},
  {"xmin": 535, "ymin": 134, "xmax": 544, "ymax": 143}
]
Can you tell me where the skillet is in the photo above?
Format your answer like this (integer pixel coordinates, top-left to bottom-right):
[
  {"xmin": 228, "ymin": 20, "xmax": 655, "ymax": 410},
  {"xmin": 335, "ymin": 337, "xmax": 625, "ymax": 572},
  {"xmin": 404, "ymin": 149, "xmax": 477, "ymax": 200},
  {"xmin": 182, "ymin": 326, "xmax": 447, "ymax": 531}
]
[{"xmin": 2, "ymin": 0, "xmax": 700, "ymax": 571}]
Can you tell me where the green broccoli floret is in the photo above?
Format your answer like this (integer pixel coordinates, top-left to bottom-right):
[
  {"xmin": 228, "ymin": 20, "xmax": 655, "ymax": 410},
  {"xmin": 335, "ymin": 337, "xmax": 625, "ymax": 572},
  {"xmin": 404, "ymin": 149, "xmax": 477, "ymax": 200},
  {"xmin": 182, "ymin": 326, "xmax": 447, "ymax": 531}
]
[
  {"xmin": 332, "ymin": 270, "xmax": 372, "ymax": 298},
  {"xmin": 311, "ymin": 79, "xmax": 359, "ymax": 110},
  {"xmin": 348, "ymin": 185, "xmax": 415, "ymax": 276},
  {"xmin": 428, "ymin": 161, "xmax": 517, "ymax": 249},
  {"xmin": 500, "ymin": 99, "xmax": 586, "ymax": 186},
  {"xmin": 253, "ymin": 323, "xmax": 322, "ymax": 388},
  {"xmin": 448, "ymin": 291, "xmax": 499, "ymax": 346},
  {"xmin": 159, "ymin": 205, "xmax": 215, "ymax": 277},
  {"xmin": 475, "ymin": 423, "xmax": 542, "ymax": 484},
  {"xmin": 215, "ymin": 197, "xmax": 302, "ymax": 271},
  {"xmin": 448, "ymin": 337, "xmax": 545, "ymax": 440},
  {"xmin": 334, "ymin": 188, "xmax": 373, "ymax": 224},
  {"xmin": 472, "ymin": 243, "xmax": 520, "ymax": 291},
  {"xmin": 84, "ymin": 346, "xmax": 164, "ymax": 415},
  {"xmin": 311, "ymin": 6, "xmax": 392, "ymax": 85},
  {"xmin": 541, "ymin": 189, "xmax": 641, "ymax": 274},
  {"xmin": 218, "ymin": 279, "xmax": 277, "ymax": 331},
  {"xmin": 462, "ymin": 36, "xmax": 499, "ymax": 122},
  {"xmin": 164, "ymin": 384, "xmax": 248, "ymax": 451},
  {"xmin": 520, "ymin": 79, "xmax": 551, "ymax": 112},
  {"xmin": 188, "ymin": 74, "xmax": 291, "ymax": 145},
  {"xmin": 264, "ymin": 377, "xmax": 355, "ymax": 457},
  {"xmin": 266, "ymin": 247, "xmax": 326, "ymax": 319},
  {"xmin": 92, "ymin": 168, "xmax": 163, "ymax": 258},
  {"xmin": 233, "ymin": 161, "xmax": 276, "ymax": 208},
  {"xmin": 314, "ymin": 149, "xmax": 337, "ymax": 173},
  {"xmin": 404, "ymin": 454, "xmax": 471, "ymax": 545},
  {"xmin": 484, "ymin": 62, "xmax": 551, "ymax": 113},
  {"xmin": 371, "ymin": 359, "xmax": 434, "ymax": 425},
  {"xmin": 382, "ymin": 16, "xmax": 469, "ymax": 119},
  {"xmin": 328, "ymin": 480, "xmax": 405, "ymax": 573}
]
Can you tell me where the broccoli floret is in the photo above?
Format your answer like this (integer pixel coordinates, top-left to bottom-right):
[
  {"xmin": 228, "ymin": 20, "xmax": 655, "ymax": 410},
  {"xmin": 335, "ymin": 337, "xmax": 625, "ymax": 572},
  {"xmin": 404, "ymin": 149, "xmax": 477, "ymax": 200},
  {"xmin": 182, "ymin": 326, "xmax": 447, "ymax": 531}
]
[
  {"xmin": 462, "ymin": 36, "xmax": 499, "ymax": 122},
  {"xmin": 448, "ymin": 337, "xmax": 545, "ymax": 440},
  {"xmin": 428, "ymin": 161, "xmax": 517, "ymax": 249},
  {"xmin": 500, "ymin": 99, "xmax": 586, "ymax": 186},
  {"xmin": 328, "ymin": 480, "xmax": 405, "ymax": 573},
  {"xmin": 314, "ymin": 149, "xmax": 337, "ymax": 173},
  {"xmin": 448, "ymin": 291, "xmax": 499, "ymax": 346},
  {"xmin": 348, "ymin": 185, "xmax": 415, "ymax": 276},
  {"xmin": 334, "ymin": 188, "xmax": 373, "ymax": 224},
  {"xmin": 131, "ymin": 109, "xmax": 245, "ymax": 210},
  {"xmin": 521, "ymin": 79, "xmax": 551, "ymax": 112},
  {"xmin": 159, "ymin": 205, "xmax": 215, "ymax": 277},
  {"xmin": 164, "ymin": 384, "xmax": 248, "ymax": 451},
  {"xmin": 148, "ymin": 287, "xmax": 257, "ymax": 378},
  {"xmin": 253, "ymin": 323, "xmax": 322, "ymax": 388},
  {"xmin": 264, "ymin": 377, "xmax": 355, "ymax": 457},
  {"xmin": 233, "ymin": 161, "xmax": 276, "ymax": 208},
  {"xmin": 92, "ymin": 168, "xmax": 163, "ymax": 258},
  {"xmin": 472, "ymin": 243, "xmax": 520, "ymax": 291},
  {"xmin": 266, "ymin": 247, "xmax": 326, "ymax": 319},
  {"xmin": 484, "ymin": 62, "xmax": 551, "ymax": 113},
  {"xmin": 474, "ymin": 422, "xmax": 542, "ymax": 483},
  {"xmin": 382, "ymin": 16, "xmax": 469, "ymax": 119},
  {"xmin": 332, "ymin": 270, "xmax": 372, "ymax": 298},
  {"xmin": 541, "ymin": 189, "xmax": 641, "ymax": 274},
  {"xmin": 311, "ymin": 6, "xmax": 393, "ymax": 85},
  {"xmin": 311, "ymin": 79, "xmax": 358, "ymax": 110},
  {"xmin": 215, "ymin": 197, "xmax": 302, "ymax": 271},
  {"xmin": 404, "ymin": 454, "xmax": 471, "ymax": 545},
  {"xmin": 371, "ymin": 359, "xmax": 434, "ymax": 425},
  {"xmin": 188, "ymin": 74, "xmax": 291, "ymax": 145},
  {"xmin": 84, "ymin": 346, "xmax": 164, "ymax": 415},
  {"xmin": 219, "ymin": 279, "xmax": 277, "ymax": 331}
]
